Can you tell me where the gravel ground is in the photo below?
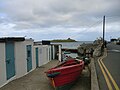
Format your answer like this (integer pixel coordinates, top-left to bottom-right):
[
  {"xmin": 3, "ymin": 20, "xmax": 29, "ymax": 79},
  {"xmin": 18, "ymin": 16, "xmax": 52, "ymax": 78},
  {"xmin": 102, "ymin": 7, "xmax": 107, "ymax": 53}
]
[{"xmin": 0, "ymin": 60, "xmax": 90, "ymax": 90}]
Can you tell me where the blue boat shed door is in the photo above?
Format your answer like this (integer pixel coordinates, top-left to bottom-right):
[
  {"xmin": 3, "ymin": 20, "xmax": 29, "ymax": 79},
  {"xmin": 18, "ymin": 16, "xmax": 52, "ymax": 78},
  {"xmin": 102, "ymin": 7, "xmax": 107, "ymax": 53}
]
[
  {"xmin": 35, "ymin": 47, "xmax": 39, "ymax": 67},
  {"xmin": 5, "ymin": 42, "xmax": 15, "ymax": 80},
  {"xmin": 26, "ymin": 45, "xmax": 32, "ymax": 72}
]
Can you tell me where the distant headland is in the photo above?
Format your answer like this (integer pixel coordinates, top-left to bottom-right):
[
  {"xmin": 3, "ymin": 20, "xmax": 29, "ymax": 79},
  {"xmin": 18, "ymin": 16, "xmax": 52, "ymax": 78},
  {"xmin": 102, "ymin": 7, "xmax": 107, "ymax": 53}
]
[{"xmin": 51, "ymin": 38, "xmax": 77, "ymax": 42}]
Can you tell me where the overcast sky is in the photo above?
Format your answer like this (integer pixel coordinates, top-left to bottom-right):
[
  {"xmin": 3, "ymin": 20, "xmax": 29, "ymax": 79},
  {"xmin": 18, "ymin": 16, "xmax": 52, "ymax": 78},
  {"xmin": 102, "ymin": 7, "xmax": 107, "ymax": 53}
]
[{"xmin": 0, "ymin": 0, "xmax": 120, "ymax": 41}]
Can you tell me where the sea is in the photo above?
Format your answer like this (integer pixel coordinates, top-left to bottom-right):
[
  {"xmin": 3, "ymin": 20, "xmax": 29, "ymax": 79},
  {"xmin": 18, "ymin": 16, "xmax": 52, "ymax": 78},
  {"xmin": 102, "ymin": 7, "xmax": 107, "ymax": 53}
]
[{"xmin": 52, "ymin": 41, "xmax": 93, "ymax": 58}]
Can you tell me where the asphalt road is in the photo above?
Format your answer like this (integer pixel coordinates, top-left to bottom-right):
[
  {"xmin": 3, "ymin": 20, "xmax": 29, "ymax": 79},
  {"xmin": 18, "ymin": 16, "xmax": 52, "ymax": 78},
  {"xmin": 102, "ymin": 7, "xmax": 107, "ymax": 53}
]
[{"xmin": 96, "ymin": 43, "xmax": 120, "ymax": 90}]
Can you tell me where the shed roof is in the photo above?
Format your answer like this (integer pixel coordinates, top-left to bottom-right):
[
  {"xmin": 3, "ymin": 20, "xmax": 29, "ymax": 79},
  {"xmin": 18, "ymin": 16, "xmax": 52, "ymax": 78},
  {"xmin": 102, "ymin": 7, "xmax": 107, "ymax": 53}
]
[{"xmin": 0, "ymin": 37, "xmax": 25, "ymax": 42}]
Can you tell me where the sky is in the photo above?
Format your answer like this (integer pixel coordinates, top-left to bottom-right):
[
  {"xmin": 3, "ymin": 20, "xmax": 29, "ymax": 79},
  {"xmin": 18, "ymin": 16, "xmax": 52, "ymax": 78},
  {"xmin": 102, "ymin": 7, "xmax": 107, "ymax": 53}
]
[{"xmin": 0, "ymin": 0, "xmax": 120, "ymax": 41}]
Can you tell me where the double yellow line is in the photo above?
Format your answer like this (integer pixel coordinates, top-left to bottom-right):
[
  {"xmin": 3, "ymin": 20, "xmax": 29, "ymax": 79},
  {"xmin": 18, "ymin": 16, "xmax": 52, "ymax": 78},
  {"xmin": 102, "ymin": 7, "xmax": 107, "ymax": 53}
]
[{"xmin": 98, "ymin": 50, "xmax": 120, "ymax": 90}]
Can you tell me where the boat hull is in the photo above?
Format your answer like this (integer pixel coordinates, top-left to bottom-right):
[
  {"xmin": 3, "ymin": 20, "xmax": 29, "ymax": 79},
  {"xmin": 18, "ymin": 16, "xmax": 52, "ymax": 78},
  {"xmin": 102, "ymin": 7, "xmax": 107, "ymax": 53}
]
[{"xmin": 45, "ymin": 59, "xmax": 84, "ymax": 88}]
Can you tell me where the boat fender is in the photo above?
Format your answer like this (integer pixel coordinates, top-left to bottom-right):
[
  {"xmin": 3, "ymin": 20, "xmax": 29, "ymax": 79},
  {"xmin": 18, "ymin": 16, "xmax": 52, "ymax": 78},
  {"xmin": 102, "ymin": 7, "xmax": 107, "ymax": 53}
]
[{"xmin": 47, "ymin": 72, "xmax": 61, "ymax": 78}]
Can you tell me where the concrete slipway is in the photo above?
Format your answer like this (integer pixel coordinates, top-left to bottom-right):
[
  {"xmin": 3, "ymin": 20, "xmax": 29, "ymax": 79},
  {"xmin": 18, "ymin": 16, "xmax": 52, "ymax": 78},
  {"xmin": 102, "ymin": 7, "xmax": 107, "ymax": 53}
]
[{"xmin": 0, "ymin": 60, "xmax": 90, "ymax": 90}]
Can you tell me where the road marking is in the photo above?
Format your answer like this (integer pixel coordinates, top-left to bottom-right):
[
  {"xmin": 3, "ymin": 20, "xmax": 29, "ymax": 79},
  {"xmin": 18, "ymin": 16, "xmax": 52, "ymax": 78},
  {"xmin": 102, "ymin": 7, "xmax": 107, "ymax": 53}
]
[
  {"xmin": 101, "ymin": 51, "xmax": 120, "ymax": 90},
  {"xmin": 98, "ymin": 57, "xmax": 113, "ymax": 90},
  {"xmin": 107, "ymin": 50, "xmax": 120, "ymax": 53}
]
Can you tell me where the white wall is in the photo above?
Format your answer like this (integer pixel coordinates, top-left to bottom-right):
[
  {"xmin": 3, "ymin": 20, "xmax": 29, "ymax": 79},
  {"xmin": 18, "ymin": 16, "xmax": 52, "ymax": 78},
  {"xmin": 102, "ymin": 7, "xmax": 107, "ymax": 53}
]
[
  {"xmin": 33, "ymin": 46, "xmax": 38, "ymax": 67},
  {"xmin": 15, "ymin": 39, "xmax": 35, "ymax": 79},
  {"xmin": 48, "ymin": 45, "xmax": 52, "ymax": 61},
  {"xmin": 24, "ymin": 39, "xmax": 36, "ymax": 71},
  {"xmin": 15, "ymin": 41, "xmax": 27, "ymax": 79},
  {"xmin": 51, "ymin": 44, "xmax": 62, "ymax": 61},
  {"xmin": 0, "ymin": 40, "xmax": 62, "ymax": 88},
  {"xmin": 39, "ymin": 45, "xmax": 49, "ymax": 66},
  {"xmin": 34, "ymin": 45, "xmax": 50, "ymax": 67},
  {"xmin": 52, "ymin": 45, "xmax": 55, "ymax": 60},
  {"xmin": 39, "ymin": 46, "xmax": 43, "ymax": 66},
  {"xmin": 0, "ymin": 43, "xmax": 6, "ymax": 88},
  {"xmin": 0, "ymin": 39, "xmax": 35, "ymax": 88},
  {"xmin": 58, "ymin": 45, "xmax": 62, "ymax": 61}
]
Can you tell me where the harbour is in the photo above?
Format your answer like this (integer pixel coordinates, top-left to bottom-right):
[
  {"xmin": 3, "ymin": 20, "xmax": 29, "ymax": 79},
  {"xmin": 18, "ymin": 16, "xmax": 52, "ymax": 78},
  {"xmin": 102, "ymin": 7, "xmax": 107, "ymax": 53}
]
[
  {"xmin": 0, "ymin": 37, "xmax": 91, "ymax": 90},
  {"xmin": 0, "ymin": 1, "xmax": 120, "ymax": 89}
]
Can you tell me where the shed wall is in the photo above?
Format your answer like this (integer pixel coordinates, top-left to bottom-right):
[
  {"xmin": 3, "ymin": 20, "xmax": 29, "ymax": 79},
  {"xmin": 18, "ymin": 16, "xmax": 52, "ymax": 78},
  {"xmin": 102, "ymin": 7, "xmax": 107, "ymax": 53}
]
[
  {"xmin": 0, "ymin": 43, "xmax": 6, "ymax": 87},
  {"xmin": 14, "ymin": 41, "xmax": 27, "ymax": 79},
  {"xmin": 24, "ymin": 40, "xmax": 36, "ymax": 71}
]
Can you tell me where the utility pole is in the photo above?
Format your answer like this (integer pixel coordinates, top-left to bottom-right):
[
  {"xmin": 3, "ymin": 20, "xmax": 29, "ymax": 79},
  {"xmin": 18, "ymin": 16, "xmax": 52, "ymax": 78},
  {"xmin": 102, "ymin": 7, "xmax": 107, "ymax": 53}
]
[{"xmin": 103, "ymin": 16, "xmax": 105, "ymax": 47}]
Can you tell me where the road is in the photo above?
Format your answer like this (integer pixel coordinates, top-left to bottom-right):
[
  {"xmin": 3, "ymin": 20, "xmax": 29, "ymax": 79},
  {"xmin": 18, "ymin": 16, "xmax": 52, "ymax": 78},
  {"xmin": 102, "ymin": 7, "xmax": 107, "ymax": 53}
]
[{"xmin": 96, "ymin": 43, "xmax": 120, "ymax": 90}]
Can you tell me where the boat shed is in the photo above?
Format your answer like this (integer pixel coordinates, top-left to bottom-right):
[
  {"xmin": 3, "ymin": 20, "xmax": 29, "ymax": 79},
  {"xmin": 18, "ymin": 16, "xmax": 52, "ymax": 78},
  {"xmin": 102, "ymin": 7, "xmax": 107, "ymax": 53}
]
[
  {"xmin": 0, "ymin": 37, "xmax": 35, "ymax": 88},
  {"xmin": 51, "ymin": 44, "xmax": 62, "ymax": 61},
  {"xmin": 0, "ymin": 38, "xmax": 62, "ymax": 88},
  {"xmin": 34, "ymin": 41, "xmax": 62, "ymax": 62},
  {"xmin": 34, "ymin": 45, "xmax": 51, "ymax": 67}
]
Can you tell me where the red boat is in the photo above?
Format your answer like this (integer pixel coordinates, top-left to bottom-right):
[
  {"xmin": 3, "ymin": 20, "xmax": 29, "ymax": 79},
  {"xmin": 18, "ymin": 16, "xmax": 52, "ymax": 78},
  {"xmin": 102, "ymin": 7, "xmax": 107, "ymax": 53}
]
[{"xmin": 45, "ymin": 58, "xmax": 84, "ymax": 89}]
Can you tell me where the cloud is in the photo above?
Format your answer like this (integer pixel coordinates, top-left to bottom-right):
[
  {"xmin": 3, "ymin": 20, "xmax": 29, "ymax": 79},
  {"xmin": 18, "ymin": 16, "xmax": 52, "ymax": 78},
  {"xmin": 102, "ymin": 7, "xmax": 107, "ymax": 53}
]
[{"xmin": 0, "ymin": 0, "xmax": 120, "ymax": 40}]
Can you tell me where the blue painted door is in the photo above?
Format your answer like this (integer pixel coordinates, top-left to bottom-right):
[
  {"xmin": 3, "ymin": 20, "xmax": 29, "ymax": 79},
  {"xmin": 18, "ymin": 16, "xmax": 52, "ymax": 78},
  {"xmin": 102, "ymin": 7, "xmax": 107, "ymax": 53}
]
[
  {"xmin": 26, "ymin": 45, "xmax": 32, "ymax": 72},
  {"xmin": 5, "ymin": 42, "xmax": 15, "ymax": 80},
  {"xmin": 35, "ymin": 48, "xmax": 39, "ymax": 67}
]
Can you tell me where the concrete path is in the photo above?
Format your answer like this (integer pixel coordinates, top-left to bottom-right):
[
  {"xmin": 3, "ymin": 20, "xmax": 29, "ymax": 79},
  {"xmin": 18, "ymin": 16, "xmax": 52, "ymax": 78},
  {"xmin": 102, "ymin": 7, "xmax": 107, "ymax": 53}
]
[
  {"xmin": 70, "ymin": 66, "xmax": 90, "ymax": 90},
  {"xmin": 0, "ymin": 60, "xmax": 90, "ymax": 90}
]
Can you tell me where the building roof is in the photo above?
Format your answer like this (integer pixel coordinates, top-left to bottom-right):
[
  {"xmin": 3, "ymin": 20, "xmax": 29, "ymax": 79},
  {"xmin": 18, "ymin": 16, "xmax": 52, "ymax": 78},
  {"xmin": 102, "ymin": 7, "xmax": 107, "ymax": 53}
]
[{"xmin": 0, "ymin": 37, "xmax": 25, "ymax": 42}]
